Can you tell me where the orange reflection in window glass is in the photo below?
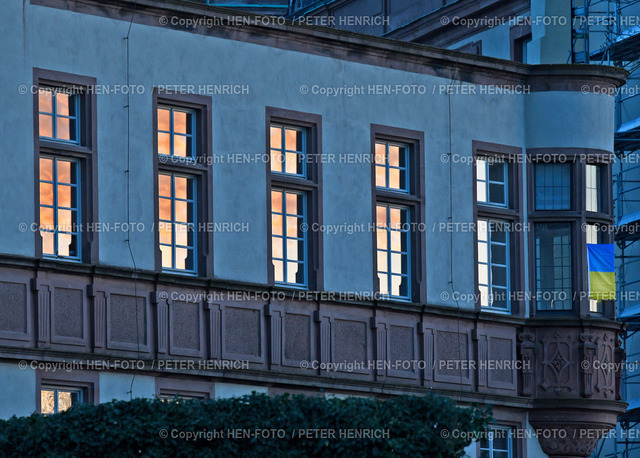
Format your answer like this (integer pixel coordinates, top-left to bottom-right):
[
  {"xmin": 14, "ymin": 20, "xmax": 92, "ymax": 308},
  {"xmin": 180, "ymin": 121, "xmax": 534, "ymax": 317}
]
[
  {"xmin": 56, "ymin": 93, "xmax": 70, "ymax": 116},
  {"xmin": 286, "ymin": 193, "xmax": 299, "ymax": 215},
  {"xmin": 158, "ymin": 174, "xmax": 171, "ymax": 198},
  {"xmin": 175, "ymin": 177, "xmax": 188, "ymax": 200},
  {"xmin": 39, "ymin": 114, "xmax": 53, "ymax": 138},
  {"xmin": 270, "ymin": 126, "xmax": 281, "ymax": 149},
  {"xmin": 57, "ymin": 161, "xmax": 72, "ymax": 184},
  {"xmin": 39, "ymin": 90, "xmax": 53, "ymax": 113},
  {"xmin": 41, "ymin": 232, "xmax": 54, "ymax": 255},
  {"xmin": 271, "ymin": 190, "xmax": 282, "ymax": 214},
  {"xmin": 158, "ymin": 108, "xmax": 171, "ymax": 131},
  {"xmin": 174, "ymin": 111, "xmax": 187, "ymax": 134},
  {"xmin": 40, "ymin": 183, "xmax": 54, "ymax": 207},
  {"xmin": 285, "ymin": 128, "xmax": 299, "ymax": 151},
  {"xmin": 58, "ymin": 233, "xmax": 72, "ymax": 256},
  {"xmin": 158, "ymin": 132, "xmax": 171, "ymax": 156},
  {"xmin": 160, "ymin": 245, "xmax": 172, "ymax": 269}
]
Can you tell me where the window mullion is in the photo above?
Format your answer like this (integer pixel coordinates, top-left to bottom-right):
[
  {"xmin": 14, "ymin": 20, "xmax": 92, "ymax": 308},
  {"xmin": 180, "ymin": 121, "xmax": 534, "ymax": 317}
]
[
  {"xmin": 283, "ymin": 191, "xmax": 288, "ymax": 283},
  {"xmin": 52, "ymin": 94, "xmax": 57, "ymax": 139},
  {"xmin": 53, "ymin": 389, "xmax": 59, "ymax": 414},
  {"xmin": 171, "ymin": 175, "xmax": 176, "ymax": 270},
  {"xmin": 53, "ymin": 159, "xmax": 59, "ymax": 257}
]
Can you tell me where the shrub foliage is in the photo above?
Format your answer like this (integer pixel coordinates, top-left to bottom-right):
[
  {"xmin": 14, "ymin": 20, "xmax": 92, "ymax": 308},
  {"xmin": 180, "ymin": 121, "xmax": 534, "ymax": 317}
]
[{"xmin": 0, "ymin": 392, "xmax": 490, "ymax": 457}]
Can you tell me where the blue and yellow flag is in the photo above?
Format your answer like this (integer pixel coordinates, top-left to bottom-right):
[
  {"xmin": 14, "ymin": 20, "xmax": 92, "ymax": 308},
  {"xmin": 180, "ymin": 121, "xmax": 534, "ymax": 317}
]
[{"xmin": 587, "ymin": 244, "xmax": 615, "ymax": 301}]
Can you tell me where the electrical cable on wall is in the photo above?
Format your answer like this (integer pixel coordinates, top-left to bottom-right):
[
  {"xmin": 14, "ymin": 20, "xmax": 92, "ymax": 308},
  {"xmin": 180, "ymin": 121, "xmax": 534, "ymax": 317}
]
[{"xmin": 124, "ymin": 0, "xmax": 141, "ymax": 401}]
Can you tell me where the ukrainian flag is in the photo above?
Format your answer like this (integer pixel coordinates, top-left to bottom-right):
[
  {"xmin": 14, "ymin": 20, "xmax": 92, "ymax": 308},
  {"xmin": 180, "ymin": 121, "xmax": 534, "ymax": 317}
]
[{"xmin": 587, "ymin": 244, "xmax": 615, "ymax": 301}]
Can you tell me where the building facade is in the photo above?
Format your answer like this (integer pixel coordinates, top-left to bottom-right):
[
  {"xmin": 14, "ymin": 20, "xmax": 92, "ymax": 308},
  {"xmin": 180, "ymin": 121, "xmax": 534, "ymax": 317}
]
[
  {"xmin": 283, "ymin": 1, "xmax": 640, "ymax": 456},
  {"xmin": 0, "ymin": 1, "xmax": 630, "ymax": 457}
]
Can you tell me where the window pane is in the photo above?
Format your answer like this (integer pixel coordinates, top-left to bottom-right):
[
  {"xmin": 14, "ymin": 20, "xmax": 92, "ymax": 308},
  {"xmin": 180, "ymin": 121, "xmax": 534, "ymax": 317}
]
[
  {"xmin": 160, "ymin": 245, "xmax": 172, "ymax": 269},
  {"xmin": 174, "ymin": 135, "xmax": 187, "ymax": 157},
  {"xmin": 158, "ymin": 108, "xmax": 171, "ymax": 131},
  {"xmin": 174, "ymin": 111, "xmax": 188, "ymax": 134},
  {"xmin": 285, "ymin": 152, "xmax": 299, "ymax": 175},
  {"xmin": 374, "ymin": 143, "xmax": 385, "ymax": 165},
  {"xmin": 271, "ymin": 190, "xmax": 282, "ymax": 214},
  {"xmin": 272, "ymin": 236, "xmax": 283, "ymax": 259},
  {"xmin": 41, "ymin": 389, "xmax": 56, "ymax": 414},
  {"xmin": 39, "ymin": 89, "xmax": 53, "ymax": 113},
  {"xmin": 39, "ymin": 114, "xmax": 53, "ymax": 138},
  {"xmin": 271, "ymin": 125, "xmax": 306, "ymax": 177},
  {"xmin": 488, "ymin": 161, "xmax": 504, "ymax": 182},
  {"xmin": 272, "ymin": 190, "xmax": 307, "ymax": 287},
  {"xmin": 159, "ymin": 198, "xmax": 171, "ymax": 221},
  {"xmin": 286, "ymin": 216, "xmax": 298, "ymax": 237},
  {"xmin": 40, "ymin": 157, "xmax": 80, "ymax": 260},
  {"xmin": 477, "ymin": 160, "xmax": 508, "ymax": 206},
  {"xmin": 535, "ymin": 223, "xmax": 572, "ymax": 310},
  {"xmin": 174, "ymin": 177, "xmax": 189, "ymax": 200},
  {"xmin": 586, "ymin": 164, "xmax": 600, "ymax": 212},
  {"xmin": 389, "ymin": 145, "xmax": 400, "ymax": 167},
  {"xmin": 159, "ymin": 222, "xmax": 172, "ymax": 244},
  {"xmin": 56, "ymin": 117, "xmax": 72, "ymax": 141},
  {"xmin": 175, "ymin": 224, "xmax": 189, "ymax": 247},
  {"xmin": 478, "ymin": 219, "xmax": 510, "ymax": 312},
  {"xmin": 57, "ymin": 390, "xmax": 80, "ymax": 413},
  {"xmin": 389, "ymin": 168, "xmax": 400, "ymax": 189},
  {"xmin": 377, "ymin": 250, "xmax": 388, "ymax": 272},
  {"xmin": 270, "ymin": 149, "xmax": 283, "ymax": 173},
  {"xmin": 40, "ymin": 183, "xmax": 54, "ymax": 207},
  {"xmin": 158, "ymin": 174, "xmax": 171, "ymax": 197},
  {"xmin": 376, "ymin": 204, "xmax": 410, "ymax": 299},
  {"xmin": 272, "ymin": 214, "xmax": 283, "ymax": 237},
  {"xmin": 375, "ymin": 141, "xmax": 408, "ymax": 191},
  {"xmin": 378, "ymin": 273, "xmax": 388, "ymax": 295},
  {"xmin": 273, "ymin": 260, "xmax": 284, "ymax": 282},
  {"xmin": 57, "ymin": 161, "xmax": 72, "ymax": 184},
  {"xmin": 158, "ymin": 132, "xmax": 171, "ymax": 156},
  {"xmin": 56, "ymin": 93, "xmax": 70, "ymax": 116},
  {"xmin": 488, "ymin": 182, "xmax": 505, "ymax": 205},
  {"xmin": 40, "ymin": 158, "xmax": 54, "ymax": 181},
  {"xmin": 270, "ymin": 126, "xmax": 282, "ymax": 149},
  {"xmin": 586, "ymin": 225, "xmax": 603, "ymax": 313},
  {"xmin": 41, "ymin": 231, "xmax": 54, "ymax": 256},
  {"xmin": 535, "ymin": 164, "xmax": 571, "ymax": 210},
  {"xmin": 58, "ymin": 185, "xmax": 72, "ymax": 208},
  {"xmin": 158, "ymin": 107, "xmax": 195, "ymax": 157},
  {"xmin": 285, "ymin": 128, "xmax": 303, "ymax": 152},
  {"xmin": 58, "ymin": 233, "xmax": 73, "ymax": 257},
  {"xmin": 158, "ymin": 174, "xmax": 196, "ymax": 272}
]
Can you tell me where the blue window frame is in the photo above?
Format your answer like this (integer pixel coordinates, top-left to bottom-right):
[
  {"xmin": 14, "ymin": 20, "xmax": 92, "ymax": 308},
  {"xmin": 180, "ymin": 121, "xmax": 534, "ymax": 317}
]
[
  {"xmin": 477, "ymin": 219, "xmax": 510, "ymax": 312},
  {"xmin": 158, "ymin": 172, "xmax": 196, "ymax": 274},
  {"xmin": 586, "ymin": 164, "xmax": 601, "ymax": 212},
  {"xmin": 375, "ymin": 141, "xmax": 409, "ymax": 192},
  {"xmin": 157, "ymin": 106, "xmax": 195, "ymax": 158},
  {"xmin": 376, "ymin": 204, "xmax": 410, "ymax": 299},
  {"xmin": 586, "ymin": 224, "xmax": 604, "ymax": 314},
  {"xmin": 535, "ymin": 222, "xmax": 572, "ymax": 310},
  {"xmin": 38, "ymin": 88, "xmax": 80, "ymax": 144},
  {"xmin": 480, "ymin": 426, "xmax": 513, "ymax": 458},
  {"xmin": 535, "ymin": 163, "xmax": 571, "ymax": 210},
  {"xmin": 270, "ymin": 124, "xmax": 306, "ymax": 177},
  {"xmin": 271, "ymin": 189, "xmax": 307, "ymax": 288},
  {"xmin": 40, "ymin": 387, "xmax": 83, "ymax": 415},
  {"xmin": 39, "ymin": 156, "xmax": 81, "ymax": 261},
  {"xmin": 476, "ymin": 158, "xmax": 507, "ymax": 207}
]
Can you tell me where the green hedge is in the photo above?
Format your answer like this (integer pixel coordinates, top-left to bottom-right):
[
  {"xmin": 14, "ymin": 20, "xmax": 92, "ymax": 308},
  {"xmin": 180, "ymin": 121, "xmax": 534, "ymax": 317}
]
[{"xmin": 0, "ymin": 392, "xmax": 490, "ymax": 457}]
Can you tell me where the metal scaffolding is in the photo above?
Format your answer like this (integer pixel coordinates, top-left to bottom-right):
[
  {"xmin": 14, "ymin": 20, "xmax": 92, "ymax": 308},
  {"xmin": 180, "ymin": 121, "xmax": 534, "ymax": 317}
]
[{"xmin": 579, "ymin": 0, "xmax": 640, "ymax": 456}]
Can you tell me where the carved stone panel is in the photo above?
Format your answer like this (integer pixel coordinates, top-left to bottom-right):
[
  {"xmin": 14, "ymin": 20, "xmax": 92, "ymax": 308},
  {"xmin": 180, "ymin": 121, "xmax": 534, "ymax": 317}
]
[{"xmin": 0, "ymin": 281, "xmax": 29, "ymax": 341}]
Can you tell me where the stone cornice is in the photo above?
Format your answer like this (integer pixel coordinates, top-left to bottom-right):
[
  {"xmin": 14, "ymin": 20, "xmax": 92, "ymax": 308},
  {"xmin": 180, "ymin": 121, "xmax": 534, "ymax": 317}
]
[{"xmin": 31, "ymin": 0, "xmax": 628, "ymax": 90}]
